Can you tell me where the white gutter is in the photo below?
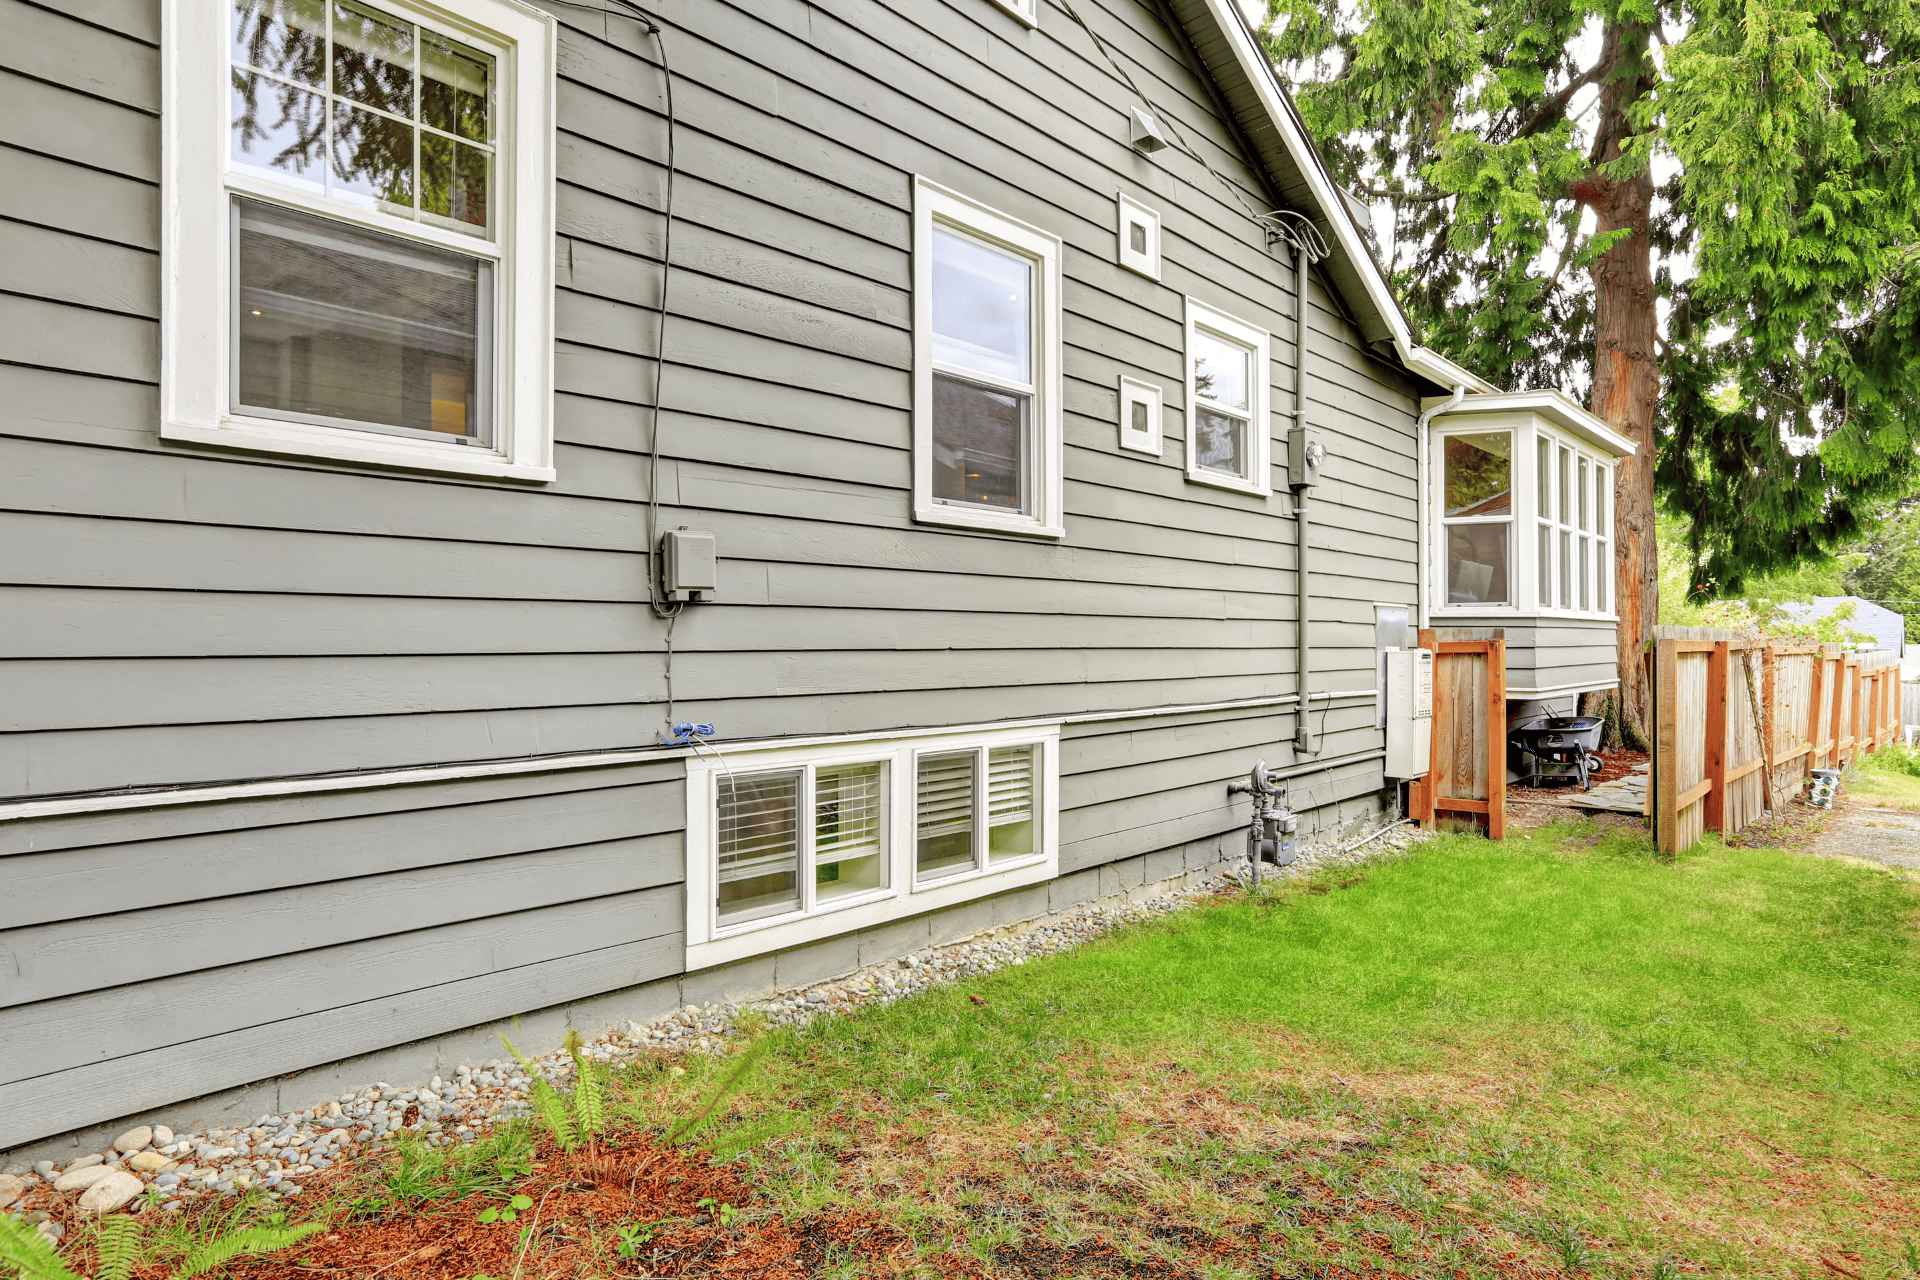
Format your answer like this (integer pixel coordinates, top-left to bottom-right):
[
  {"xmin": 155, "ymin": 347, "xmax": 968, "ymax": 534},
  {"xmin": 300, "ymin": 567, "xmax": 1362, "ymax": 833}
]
[
  {"xmin": 1197, "ymin": 0, "xmax": 1498, "ymax": 396},
  {"xmin": 1415, "ymin": 383, "xmax": 1467, "ymax": 628}
]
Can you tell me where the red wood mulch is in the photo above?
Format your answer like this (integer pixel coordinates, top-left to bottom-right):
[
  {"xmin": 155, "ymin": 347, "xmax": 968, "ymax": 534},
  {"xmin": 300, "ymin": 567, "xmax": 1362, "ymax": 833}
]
[{"xmin": 204, "ymin": 1128, "xmax": 985, "ymax": 1280}]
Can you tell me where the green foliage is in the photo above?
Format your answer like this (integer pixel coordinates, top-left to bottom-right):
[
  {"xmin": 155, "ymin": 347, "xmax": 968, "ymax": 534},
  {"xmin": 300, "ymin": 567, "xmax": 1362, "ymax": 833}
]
[
  {"xmin": 1862, "ymin": 742, "xmax": 1920, "ymax": 778},
  {"xmin": 614, "ymin": 1221, "xmax": 658, "ymax": 1258},
  {"xmin": 498, "ymin": 1029, "xmax": 609, "ymax": 1153},
  {"xmin": 385, "ymin": 1126, "xmax": 533, "ymax": 1203},
  {"xmin": 1842, "ymin": 499, "xmax": 1920, "ymax": 642},
  {"xmin": 476, "ymin": 1194, "xmax": 534, "ymax": 1225},
  {"xmin": 0, "ymin": 1209, "xmax": 324, "ymax": 1280},
  {"xmin": 1263, "ymin": 0, "xmax": 1920, "ymax": 592},
  {"xmin": 666, "ymin": 1037, "xmax": 771, "ymax": 1146}
]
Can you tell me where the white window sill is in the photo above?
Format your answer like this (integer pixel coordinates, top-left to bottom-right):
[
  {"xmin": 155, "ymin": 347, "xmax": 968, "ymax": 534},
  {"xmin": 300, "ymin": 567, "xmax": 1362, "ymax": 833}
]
[
  {"xmin": 913, "ymin": 501, "xmax": 1064, "ymax": 539},
  {"xmin": 162, "ymin": 417, "xmax": 556, "ymax": 483},
  {"xmin": 686, "ymin": 852, "xmax": 1056, "ymax": 971},
  {"xmin": 1185, "ymin": 468, "xmax": 1271, "ymax": 498}
]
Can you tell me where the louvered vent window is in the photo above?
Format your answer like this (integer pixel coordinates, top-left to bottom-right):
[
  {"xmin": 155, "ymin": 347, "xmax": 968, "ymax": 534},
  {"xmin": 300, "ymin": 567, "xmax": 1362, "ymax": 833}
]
[
  {"xmin": 715, "ymin": 770, "xmax": 801, "ymax": 926},
  {"xmin": 987, "ymin": 745, "xmax": 1036, "ymax": 863},
  {"xmin": 815, "ymin": 762, "xmax": 888, "ymax": 902},
  {"xmin": 916, "ymin": 751, "xmax": 977, "ymax": 881},
  {"xmin": 691, "ymin": 730, "xmax": 1054, "ymax": 954}
]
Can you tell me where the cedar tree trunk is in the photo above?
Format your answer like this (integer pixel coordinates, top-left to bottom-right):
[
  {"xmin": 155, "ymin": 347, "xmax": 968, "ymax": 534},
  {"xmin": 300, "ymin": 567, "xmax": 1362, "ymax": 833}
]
[{"xmin": 1578, "ymin": 21, "xmax": 1660, "ymax": 749}]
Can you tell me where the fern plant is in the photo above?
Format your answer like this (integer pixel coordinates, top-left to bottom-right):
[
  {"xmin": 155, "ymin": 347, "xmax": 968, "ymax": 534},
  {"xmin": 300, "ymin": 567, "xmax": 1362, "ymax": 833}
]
[
  {"xmin": 0, "ymin": 1208, "xmax": 323, "ymax": 1280},
  {"xmin": 499, "ymin": 1030, "xmax": 608, "ymax": 1153}
]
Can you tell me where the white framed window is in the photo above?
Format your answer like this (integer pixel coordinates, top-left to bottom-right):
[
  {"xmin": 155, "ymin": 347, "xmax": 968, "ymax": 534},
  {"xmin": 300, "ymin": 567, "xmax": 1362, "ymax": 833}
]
[
  {"xmin": 161, "ymin": 0, "xmax": 557, "ymax": 482},
  {"xmin": 1438, "ymin": 428, "xmax": 1513, "ymax": 607},
  {"xmin": 991, "ymin": 0, "xmax": 1038, "ymax": 24},
  {"xmin": 1117, "ymin": 193, "xmax": 1160, "ymax": 280},
  {"xmin": 685, "ymin": 724, "xmax": 1060, "ymax": 969},
  {"xmin": 1534, "ymin": 430, "xmax": 1613, "ymax": 618},
  {"xmin": 1183, "ymin": 297, "xmax": 1271, "ymax": 495},
  {"xmin": 1117, "ymin": 375, "xmax": 1162, "ymax": 455},
  {"xmin": 912, "ymin": 178, "xmax": 1064, "ymax": 538}
]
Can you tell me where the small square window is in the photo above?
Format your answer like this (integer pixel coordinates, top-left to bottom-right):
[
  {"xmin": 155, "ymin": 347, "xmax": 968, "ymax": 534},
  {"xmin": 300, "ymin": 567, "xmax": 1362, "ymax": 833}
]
[
  {"xmin": 1117, "ymin": 193, "xmax": 1160, "ymax": 280},
  {"xmin": 991, "ymin": 0, "xmax": 1038, "ymax": 24},
  {"xmin": 1117, "ymin": 375, "xmax": 1163, "ymax": 456}
]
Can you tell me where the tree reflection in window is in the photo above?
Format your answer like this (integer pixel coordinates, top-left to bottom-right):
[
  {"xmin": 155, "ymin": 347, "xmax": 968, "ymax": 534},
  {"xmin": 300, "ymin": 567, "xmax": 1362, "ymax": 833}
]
[{"xmin": 230, "ymin": 0, "xmax": 492, "ymax": 233}]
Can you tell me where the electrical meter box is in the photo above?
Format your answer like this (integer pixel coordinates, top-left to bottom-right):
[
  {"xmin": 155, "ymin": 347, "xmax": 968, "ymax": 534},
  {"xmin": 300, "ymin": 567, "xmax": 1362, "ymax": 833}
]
[{"xmin": 1384, "ymin": 648, "xmax": 1433, "ymax": 778}]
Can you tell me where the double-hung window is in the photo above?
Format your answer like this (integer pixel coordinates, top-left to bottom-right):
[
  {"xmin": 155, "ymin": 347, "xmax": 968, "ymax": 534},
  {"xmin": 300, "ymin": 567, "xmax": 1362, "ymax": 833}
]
[
  {"xmin": 1439, "ymin": 430, "xmax": 1513, "ymax": 605},
  {"xmin": 912, "ymin": 178, "xmax": 1064, "ymax": 538},
  {"xmin": 1535, "ymin": 433, "xmax": 1612, "ymax": 616},
  {"xmin": 162, "ymin": 0, "xmax": 556, "ymax": 480},
  {"xmin": 685, "ymin": 726, "xmax": 1059, "ymax": 968},
  {"xmin": 1183, "ymin": 297, "xmax": 1272, "ymax": 496}
]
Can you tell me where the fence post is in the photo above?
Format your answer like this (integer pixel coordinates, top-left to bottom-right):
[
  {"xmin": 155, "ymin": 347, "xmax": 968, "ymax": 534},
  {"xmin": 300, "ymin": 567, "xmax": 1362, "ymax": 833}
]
[
  {"xmin": 1487, "ymin": 636, "xmax": 1506, "ymax": 841},
  {"xmin": 1807, "ymin": 649, "xmax": 1829, "ymax": 773},
  {"xmin": 1655, "ymin": 635, "xmax": 1679, "ymax": 854},
  {"xmin": 1761, "ymin": 643, "xmax": 1778, "ymax": 805},
  {"xmin": 1703, "ymin": 641, "xmax": 1729, "ymax": 832}
]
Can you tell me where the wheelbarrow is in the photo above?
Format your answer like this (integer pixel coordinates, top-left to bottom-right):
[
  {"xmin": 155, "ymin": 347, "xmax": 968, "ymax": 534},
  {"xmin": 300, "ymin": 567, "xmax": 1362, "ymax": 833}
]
[{"xmin": 1510, "ymin": 716, "xmax": 1606, "ymax": 790}]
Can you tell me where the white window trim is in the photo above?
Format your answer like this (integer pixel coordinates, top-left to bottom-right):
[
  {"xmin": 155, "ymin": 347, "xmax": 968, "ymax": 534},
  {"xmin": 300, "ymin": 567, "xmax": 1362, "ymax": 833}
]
[
  {"xmin": 1117, "ymin": 375, "xmax": 1163, "ymax": 456},
  {"xmin": 1531, "ymin": 423, "xmax": 1617, "ymax": 622},
  {"xmin": 1183, "ymin": 296, "xmax": 1272, "ymax": 496},
  {"xmin": 1427, "ymin": 412, "xmax": 1619, "ymax": 622},
  {"xmin": 912, "ymin": 176, "xmax": 1065, "ymax": 539},
  {"xmin": 1117, "ymin": 192, "xmax": 1161, "ymax": 280},
  {"xmin": 991, "ymin": 0, "xmax": 1038, "ymax": 25},
  {"xmin": 160, "ymin": 0, "xmax": 557, "ymax": 482},
  {"xmin": 684, "ymin": 723, "xmax": 1061, "ymax": 970}
]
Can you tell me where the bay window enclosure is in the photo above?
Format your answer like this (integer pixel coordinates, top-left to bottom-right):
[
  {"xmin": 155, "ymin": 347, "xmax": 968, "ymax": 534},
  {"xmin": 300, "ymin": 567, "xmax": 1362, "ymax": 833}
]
[
  {"xmin": 1182, "ymin": 297, "xmax": 1272, "ymax": 496},
  {"xmin": 913, "ymin": 178, "xmax": 1064, "ymax": 537},
  {"xmin": 1537, "ymin": 433, "xmax": 1612, "ymax": 618},
  {"xmin": 686, "ymin": 727, "xmax": 1060, "ymax": 969},
  {"xmin": 1431, "ymin": 403, "xmax": 1623, "ymax": 620},
  {"xmin": 1441, "ymin": 431, "xmax": 1513, "ymax": 605},
  {"xmin": 162, "ymin": 0, "xmax": 556, "ymax": 480}
]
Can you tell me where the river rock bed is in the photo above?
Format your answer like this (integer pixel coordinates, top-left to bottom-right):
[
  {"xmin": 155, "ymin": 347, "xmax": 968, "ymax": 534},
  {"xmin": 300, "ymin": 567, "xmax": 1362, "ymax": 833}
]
[{"xmin": 4, "ymin": 824, "xmax": 1426, "ymax": 1248}]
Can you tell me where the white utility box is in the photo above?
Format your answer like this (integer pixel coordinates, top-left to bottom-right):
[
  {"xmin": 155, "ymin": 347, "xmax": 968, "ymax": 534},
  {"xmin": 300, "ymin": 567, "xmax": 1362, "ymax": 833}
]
[{"xmin": 1384, "ymin": 648, "xmax": 1433, "ymax": 778}]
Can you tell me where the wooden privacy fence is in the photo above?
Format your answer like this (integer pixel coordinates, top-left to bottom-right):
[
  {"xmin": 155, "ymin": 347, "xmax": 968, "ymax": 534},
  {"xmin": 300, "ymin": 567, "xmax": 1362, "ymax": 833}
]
[
  {"xmin": 1652, "ymin": 626, "xmax": 1903, "ymax": 853},
  {"xmin": 1410, "ymin": 628, "xmax": 1506, "ymax": 839}
]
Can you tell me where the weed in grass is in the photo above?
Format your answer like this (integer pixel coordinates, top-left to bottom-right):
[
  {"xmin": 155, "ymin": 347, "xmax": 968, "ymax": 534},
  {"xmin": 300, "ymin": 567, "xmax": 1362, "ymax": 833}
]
[
  {"xmin": 385, "ymin": 1125, "xmax": 533, "ymax": 1203},
  {"xmin": 474, "ymin": 1192, "xmax": 533, "ymax": 1224}
]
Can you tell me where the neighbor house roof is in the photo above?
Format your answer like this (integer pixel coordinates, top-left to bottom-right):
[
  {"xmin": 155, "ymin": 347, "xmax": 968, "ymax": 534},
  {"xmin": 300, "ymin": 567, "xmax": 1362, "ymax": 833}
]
[
  {"xmin": 1162, "ymin": 0, "xmax": 1498, "ymax": 397},
  {"xmin": 1779, "ymin": 597, "xmax": 1907, "ymax": 653}
]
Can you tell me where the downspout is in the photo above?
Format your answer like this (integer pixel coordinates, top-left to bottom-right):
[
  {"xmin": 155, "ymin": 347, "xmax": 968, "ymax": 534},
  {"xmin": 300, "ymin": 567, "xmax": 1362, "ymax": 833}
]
[{"xmin": 1415, "ymin": 384, "xmax": 1467, "ymax": 630}]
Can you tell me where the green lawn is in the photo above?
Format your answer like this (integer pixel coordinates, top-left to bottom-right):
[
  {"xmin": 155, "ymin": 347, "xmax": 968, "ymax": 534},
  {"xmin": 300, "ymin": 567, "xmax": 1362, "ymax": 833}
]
[
  {"xmin": 644, "ymin": 822, "xmax": 1920, "ymax": 1277},
  {"xmin": 46, "ymin": 821, "xmax": 1918, "ymax": 1279}
]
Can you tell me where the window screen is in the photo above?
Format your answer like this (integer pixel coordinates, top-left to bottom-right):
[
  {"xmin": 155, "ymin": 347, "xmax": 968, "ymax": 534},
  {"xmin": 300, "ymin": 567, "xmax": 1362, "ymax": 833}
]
[
  {"xmin": 930, "ymin": 227, "xmax": 1033, "ymax": 513},
  {"xmin": 916, "ymin": 751, "xmax": 977, "ymax": 880},
  {"xmin": 233, "ymin": 196, "xmax": 491, "ymax": 443},
  {"xmin": 716, "ymin": 770, "xmax": 802, "ymax": 926},
  {"xmin": 986, "ymin": 745, "xmax": 1036, "ymax": 863},
  {"xmin": 815, "ymin": 762, "xmax": 887, "ymax": 902}
]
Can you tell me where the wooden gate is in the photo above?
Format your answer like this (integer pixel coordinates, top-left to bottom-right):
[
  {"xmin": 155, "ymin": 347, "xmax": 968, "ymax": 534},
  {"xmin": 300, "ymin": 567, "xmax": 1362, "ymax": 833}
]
[{"xmin": 1411, "ymin": 629, "xmax": 1506, "ymax": 839}]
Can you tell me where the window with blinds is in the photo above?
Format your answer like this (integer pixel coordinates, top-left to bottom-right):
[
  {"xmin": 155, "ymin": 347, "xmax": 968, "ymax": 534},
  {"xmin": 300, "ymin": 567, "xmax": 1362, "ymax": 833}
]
[
  {"xmin": 715, "ymin": 770, "xmax": 801, "ymax": 926},
  {"xmin": 987, "ymin": 745, "xmax": 1036, "ymax": 863},
  {"xmin": 915, "ymin": 751, "xmax": 977, "ymax": 880},
  {"xmin": 815, "ymin": 762, "xmax": 887, "ymax": 902}
]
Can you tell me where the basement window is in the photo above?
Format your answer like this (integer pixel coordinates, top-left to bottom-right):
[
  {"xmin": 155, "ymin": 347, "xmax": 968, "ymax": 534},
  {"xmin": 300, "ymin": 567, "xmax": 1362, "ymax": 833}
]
[{"xmin": 685, "ymin": 725, "xmax": 1060, "ymax": 968}]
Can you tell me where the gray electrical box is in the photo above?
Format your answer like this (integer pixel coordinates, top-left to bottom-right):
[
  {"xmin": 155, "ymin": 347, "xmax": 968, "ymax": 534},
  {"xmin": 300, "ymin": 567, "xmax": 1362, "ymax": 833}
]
[
  {"xmin": 1287, "ymin": 425, "xmax": 1322, "ymax": 489},
  {"xmin": 660, "ymin": 529, "xmax": 717, "ymax": 602},
  {"xmin": 1384, "ymin": 648, "xmax": 1432, "ymax": 778}
]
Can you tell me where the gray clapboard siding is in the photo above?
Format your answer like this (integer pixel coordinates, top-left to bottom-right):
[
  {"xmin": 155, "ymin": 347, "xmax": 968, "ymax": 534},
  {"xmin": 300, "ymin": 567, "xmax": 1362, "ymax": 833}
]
[
  {"xmin": 0, "ymin": 929, "xmax": 683, "ymax": 1149},
  {"xmin": 0, "ymin": 833, "xmax": 682, "ymax": 1014},
  {"xmin": 3, "ymin": 786, "xmax": 683, "ymax": 927},
  {"xmin": 1, "ymin": 886, "xmax": 681, "ymax": 1081},
  {"xmin": 0, "ymin": 144, "xmax": 155, "ymax": 249},
  {"xmin": 0, "ymin": 218, "xmax": 157, "ymax": 317},
  {"xmin": 0, "ymin": 293, "xmax": 154, "ymax": 382},
  {"xmin": 0, "ymin": 0, "xmax": 157, "ymax": 113},
  {"xmin": 0, "ymin": 69, "xmax": 158, "ymax": 181}
]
